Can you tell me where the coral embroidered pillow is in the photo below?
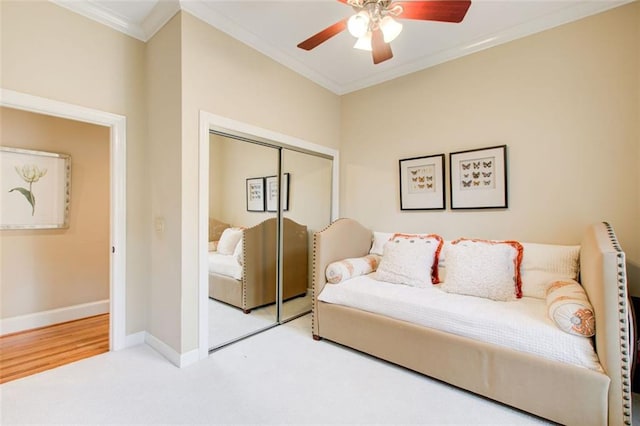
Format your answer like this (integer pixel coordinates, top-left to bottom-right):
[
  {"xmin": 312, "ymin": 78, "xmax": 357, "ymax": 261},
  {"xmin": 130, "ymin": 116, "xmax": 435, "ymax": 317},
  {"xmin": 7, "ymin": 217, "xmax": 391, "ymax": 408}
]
[
  {"xmin": 369, "ymin": 231, "xmax": 394, "ymax": 256},
  {"xmin": 441, "ymin": 239, "xmax": 524, "ymax": 301},
  {"xmin": 546, "ymin": 280, "xmax": 595, "ymax": 337},
  {"xmin": 217, "ymin": 227, "xmax": 243, "ymax": 255},
  {"xmin": 326, "ymin": 255, "xmax": 381, "ymax": 284},
  {"xmin": 374, "ymin": 234, "xmax": 444, "ymax": 288},
  {"xmin": 520, "ymin": 243, "xmax": 580, "ymax": 299}
]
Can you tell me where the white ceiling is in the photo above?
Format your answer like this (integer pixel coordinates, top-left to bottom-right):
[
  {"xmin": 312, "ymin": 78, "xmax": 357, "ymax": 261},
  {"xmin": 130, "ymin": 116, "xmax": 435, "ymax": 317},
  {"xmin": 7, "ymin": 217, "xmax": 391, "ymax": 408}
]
[{"xmin": 52, "ymin": 0, "xmax": 632, "ymax": 94}]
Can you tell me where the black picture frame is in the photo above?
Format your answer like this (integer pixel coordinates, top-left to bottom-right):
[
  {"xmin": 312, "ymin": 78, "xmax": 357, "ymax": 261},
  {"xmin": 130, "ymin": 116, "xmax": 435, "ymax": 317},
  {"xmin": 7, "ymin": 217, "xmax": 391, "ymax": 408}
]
[
  {"xmin": 246, "ymin": 177, "xmax": 265, "ymax": 212},
  {"xmin": 399, "ymin": 154, "xmax": 446, "ymax": 210},
  {"xmin": 265, "ymin": 173, "xmax": 290, "ymax": 212},
  {"xmin": 449, "ymin": 145, "xmax": 508, "ymax": 209}
]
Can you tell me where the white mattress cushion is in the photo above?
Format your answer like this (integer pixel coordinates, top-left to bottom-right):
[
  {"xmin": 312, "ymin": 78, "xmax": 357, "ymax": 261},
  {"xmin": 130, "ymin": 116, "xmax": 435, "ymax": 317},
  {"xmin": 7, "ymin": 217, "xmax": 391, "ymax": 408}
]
[
  {"xmin": 208, "ymin": 252, "xmax": 242, "ymax": 280},
  {"xmin": 318, "ymin": 274, "xmax": 601, "ymax": 371}
]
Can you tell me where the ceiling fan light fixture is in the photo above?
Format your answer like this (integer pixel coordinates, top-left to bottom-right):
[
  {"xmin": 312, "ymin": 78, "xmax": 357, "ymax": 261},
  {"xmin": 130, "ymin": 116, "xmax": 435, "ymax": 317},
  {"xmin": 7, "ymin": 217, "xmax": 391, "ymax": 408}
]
[
  {"xmin": 380, "ymin": 16, "xmax": 403, "ymax": 43},
  {"xmin": 347, "ymin": 11, "xmax": 370, "ymax": 38},
  {"xmin": 354, "ymin": 32, "xmax": 372, "ymax": 51}
]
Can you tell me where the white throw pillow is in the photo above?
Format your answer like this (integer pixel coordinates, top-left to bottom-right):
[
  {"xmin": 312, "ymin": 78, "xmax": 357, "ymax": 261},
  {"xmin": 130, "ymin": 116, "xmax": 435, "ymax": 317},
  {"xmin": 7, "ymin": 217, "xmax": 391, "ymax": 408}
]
[
  {"xmin": 436, "ymin": 240, "xmax": 452, "ymax": 282},
  {"xmin": 217, "ymin": 227, "xmax": 243, "ymax": 255},
  {"xmin": 520, "ymin": 243, "xmax": 580, "ymax": 299},
  {"xmin": 232, "ymin": 237, "xmax": 244, "ymax": 265},
  {"xmin": 374, "ymin": 234, "xmax": 443, "ymax": 288},
  {"xmin": 546, "ymin": 279, "xmax": 595, "ymax": 337},
  {"xmin": 325, "ymin": 255, "xmax": 381, "ymax": 284},
  {"xmin": 369, "ymin": 231, "xmax": 394, "ymax": 256},
  {"xmin": 441, "ymin": 238, "xmax": 523, "ymax": 301}
]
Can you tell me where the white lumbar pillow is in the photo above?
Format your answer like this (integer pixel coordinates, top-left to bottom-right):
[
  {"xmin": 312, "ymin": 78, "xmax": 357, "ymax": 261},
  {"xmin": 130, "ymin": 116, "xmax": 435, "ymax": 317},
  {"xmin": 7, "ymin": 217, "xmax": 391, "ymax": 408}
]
[
  {"xmin": 369, "ymin": 231, "xmax": 394, "ymax": 256},
  {"xmin": 520, "ymin": 242, "xmax": 580, "ymax": 299}
]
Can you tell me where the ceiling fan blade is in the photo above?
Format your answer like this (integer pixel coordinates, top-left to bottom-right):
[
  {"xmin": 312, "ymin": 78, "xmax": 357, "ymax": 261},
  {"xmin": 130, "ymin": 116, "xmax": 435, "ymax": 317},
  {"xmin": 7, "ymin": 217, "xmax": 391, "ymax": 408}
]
[
  {"xmin": 393, "ymin": 1, "xmax": 471, "ymax": 23},
  {"xmin": 371, "ymin": 29, "xmax": 393, "ymax": 64},
  {"xmin": 297, "ymin": 18, "xmax": 348, "ymax": 51}
]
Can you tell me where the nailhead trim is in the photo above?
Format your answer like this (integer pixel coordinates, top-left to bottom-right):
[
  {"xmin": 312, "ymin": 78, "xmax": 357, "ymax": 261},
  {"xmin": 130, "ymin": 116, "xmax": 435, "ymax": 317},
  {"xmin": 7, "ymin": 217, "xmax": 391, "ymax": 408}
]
[
  {"xmin": 311, "ymin": 219, "xmax": 347, "ymax": 338},
  {"xmin": 603, "ymin": 222, "xmax": 632, "ymax": 425}
]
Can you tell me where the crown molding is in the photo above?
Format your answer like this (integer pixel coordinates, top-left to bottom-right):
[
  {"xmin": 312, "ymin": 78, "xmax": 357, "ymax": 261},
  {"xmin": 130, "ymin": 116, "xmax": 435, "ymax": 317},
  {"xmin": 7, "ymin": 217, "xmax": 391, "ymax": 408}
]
[
  {"xmin": 334, "ymin": 0, "xmax": 634, "ymax": 94},
  {"xmin": 50, "ymin": 0, "xmax": 634, "ymax": 94},
  {"xmin": 51, "ymin": 0, "xmax": 179, "ymax": 42},
  {"xmin": 180, "ymin": 1, "xmax": 344, "ymax": 94}
]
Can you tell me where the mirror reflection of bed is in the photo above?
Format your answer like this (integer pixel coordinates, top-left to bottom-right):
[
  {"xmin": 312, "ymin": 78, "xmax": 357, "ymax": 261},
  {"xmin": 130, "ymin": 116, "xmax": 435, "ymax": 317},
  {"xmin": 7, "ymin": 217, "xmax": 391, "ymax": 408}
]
[
  {"xmin": 208, "ymin": 134, "xmax": 333, "ymax": 350},
  {"xmin": 207, "ymin": 217, "xmax": 310, "ymax": 346}
]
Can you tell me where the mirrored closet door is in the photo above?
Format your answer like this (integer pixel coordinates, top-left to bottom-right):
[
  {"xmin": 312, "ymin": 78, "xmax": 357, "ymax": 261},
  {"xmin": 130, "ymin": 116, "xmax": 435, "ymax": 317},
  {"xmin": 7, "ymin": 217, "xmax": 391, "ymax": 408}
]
[
  {"xmin": 208, "ymin": 134, "xmax": 279, "ymax": 348},
  {"xmin": 207, "ymin": 133, "xmax": 335, "ymax": 350},
  {"xmin": 279, "ymin": 149, "xmax": 333, "ymax": 322}
]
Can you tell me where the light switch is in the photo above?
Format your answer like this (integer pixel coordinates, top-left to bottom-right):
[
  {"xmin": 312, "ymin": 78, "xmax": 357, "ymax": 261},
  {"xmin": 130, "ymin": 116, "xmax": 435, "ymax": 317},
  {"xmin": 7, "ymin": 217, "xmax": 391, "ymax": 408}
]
[{"xmin": 155, "ymin": 217, "xmax": 165, "ymax": 234}]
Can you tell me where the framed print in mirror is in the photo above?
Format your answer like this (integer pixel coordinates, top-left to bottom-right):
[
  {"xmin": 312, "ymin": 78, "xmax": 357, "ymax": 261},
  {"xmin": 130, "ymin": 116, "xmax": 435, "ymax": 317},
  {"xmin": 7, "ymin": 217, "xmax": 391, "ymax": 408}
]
[
  {"xmin": 449, "ymin": 145, "xmax": 507, "ymax": 209},
  {"xmin": 1, "ymin": 146, "xmax": 71, "ymax": 229},
  {"xmin": 246, "ymin": 177, "xmax": 265, "ymax": 212},
  {"xmin": 399, "ymin": 154, "xmax": 445, "ymax": 210},
  {"xmin": 266, "ymin": 173, "xmax": 290, "ymax": 212}
]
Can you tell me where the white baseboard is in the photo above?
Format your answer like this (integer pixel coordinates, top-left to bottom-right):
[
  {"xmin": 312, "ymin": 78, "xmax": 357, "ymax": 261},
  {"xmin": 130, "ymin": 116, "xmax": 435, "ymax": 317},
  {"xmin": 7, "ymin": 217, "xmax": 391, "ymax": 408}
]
[
  {"xmin": 145, "ymin": 332, "xmax": 200, "ymax": 368},
  {"xmin": 0, "ymin": 300, "xmax": 109, "ymax": 336},
  {"xmin": 124, "ymin": 331, "xmax": 146, "ymax": 348}
]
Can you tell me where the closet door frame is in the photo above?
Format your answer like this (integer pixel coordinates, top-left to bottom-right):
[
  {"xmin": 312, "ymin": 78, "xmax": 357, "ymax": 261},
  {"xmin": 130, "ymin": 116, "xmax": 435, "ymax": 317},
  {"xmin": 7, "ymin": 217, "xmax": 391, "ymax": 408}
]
[{"xmin": 198, "ymin": 111, "xmax": 339, "ymax": 359}]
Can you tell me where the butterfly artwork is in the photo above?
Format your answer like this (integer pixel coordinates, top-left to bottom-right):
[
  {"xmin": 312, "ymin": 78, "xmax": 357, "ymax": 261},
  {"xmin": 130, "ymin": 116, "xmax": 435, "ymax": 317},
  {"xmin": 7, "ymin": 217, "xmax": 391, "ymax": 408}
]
[
  {"xmin": 407, "ymin": 163, "xmax": 436, "ymax": 194},
  {"xmin": 427, "ymin": 183, "xmax": 433, "ymax": 189},
  {"xmin": 451, "ymin": 146, "xmax": 506, "ymax": 209}
]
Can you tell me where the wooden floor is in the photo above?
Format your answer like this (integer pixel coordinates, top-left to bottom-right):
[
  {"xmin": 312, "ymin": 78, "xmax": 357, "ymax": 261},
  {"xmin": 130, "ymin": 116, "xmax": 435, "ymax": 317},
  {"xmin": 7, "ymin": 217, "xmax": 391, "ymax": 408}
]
[{"xmin": 0, "ymin": 314, "xmax": 109, "ymax": 384}]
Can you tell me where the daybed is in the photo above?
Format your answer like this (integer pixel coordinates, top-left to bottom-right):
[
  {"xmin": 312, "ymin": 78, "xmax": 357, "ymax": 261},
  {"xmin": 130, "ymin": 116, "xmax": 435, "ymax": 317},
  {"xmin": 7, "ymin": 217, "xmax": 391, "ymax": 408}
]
[
  {"xmin": 311, "ymin": 218, "xmax": 633, "ymax": 425},
  {"xmin": 209, "ymin": 217, "xmax": 308, "ymax": 313}
]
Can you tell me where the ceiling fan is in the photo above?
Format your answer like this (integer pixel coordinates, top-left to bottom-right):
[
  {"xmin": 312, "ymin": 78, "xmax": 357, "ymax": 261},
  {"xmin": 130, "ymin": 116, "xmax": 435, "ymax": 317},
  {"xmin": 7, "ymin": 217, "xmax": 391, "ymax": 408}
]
[{"xmin": 297, "ymin": 0, "xmax": 472, "ymax": 65}]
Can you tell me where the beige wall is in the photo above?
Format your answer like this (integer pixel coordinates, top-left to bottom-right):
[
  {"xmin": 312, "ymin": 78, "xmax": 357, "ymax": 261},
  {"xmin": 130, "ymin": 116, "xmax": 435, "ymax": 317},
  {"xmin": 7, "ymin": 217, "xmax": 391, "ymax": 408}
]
[
  {"xmin": 178, "ymin": 11, "xmax": 341, "ymax": 352},
  {"xmin": 282, "ymin": 149, "xmax": 333, "ymax": 234},
  {"xmin": 341, "ymin": 3, "xmax": 640, "ymax": 267},
  {"xmin": 0, "ymin": 107, "xmax": 110, "ymax": 318},
  {"xmin": 209, "ymin": 134, "xmax": 279, "ymax": 228},
  {"xmin": 209, "ymin": 134, "xmax": 333, "ymax": 231},
  {"xmin": 0, "ymin": 1, "xmax": 150, "ymax": 334},
  {"xmin": 146, "ymin": 14, "xmax": 183, "ymax": 350}
]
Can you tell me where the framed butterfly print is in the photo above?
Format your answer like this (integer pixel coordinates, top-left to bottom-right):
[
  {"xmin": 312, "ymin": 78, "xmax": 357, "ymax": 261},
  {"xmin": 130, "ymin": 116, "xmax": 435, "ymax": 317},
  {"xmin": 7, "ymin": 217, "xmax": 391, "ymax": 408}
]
[
  {"xmin": 399, "ymin": 154, "xmax": 445, "ymax": 210},
  {"xmin": 449, "ymin": 145, "xmax": 508, "ymax": 209}
]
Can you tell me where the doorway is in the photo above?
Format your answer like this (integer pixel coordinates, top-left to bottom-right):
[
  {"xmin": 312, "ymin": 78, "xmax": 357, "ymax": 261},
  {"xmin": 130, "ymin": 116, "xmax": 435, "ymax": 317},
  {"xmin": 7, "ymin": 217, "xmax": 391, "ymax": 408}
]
[{"xmin": 0, "ymin": 89, "xmax": 127, "ymax": 351}]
